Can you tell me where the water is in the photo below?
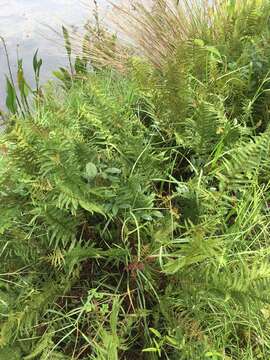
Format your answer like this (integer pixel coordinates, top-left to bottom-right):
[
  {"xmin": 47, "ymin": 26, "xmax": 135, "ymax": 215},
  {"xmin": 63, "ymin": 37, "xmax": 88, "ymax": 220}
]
[{"xmin": 0, "ymin": 0, "xmax": 108, "ymax": 109}]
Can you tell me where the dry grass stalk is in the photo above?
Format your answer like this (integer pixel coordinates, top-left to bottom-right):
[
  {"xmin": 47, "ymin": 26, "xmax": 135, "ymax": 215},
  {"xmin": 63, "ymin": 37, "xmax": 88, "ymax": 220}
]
[
  {"xmin": 78, "ymin": 0, "xmax": 220, "ymax": 69},
  {"xmin": 73, "ymin": 0, "xmax": 261, "ymax": 71}
]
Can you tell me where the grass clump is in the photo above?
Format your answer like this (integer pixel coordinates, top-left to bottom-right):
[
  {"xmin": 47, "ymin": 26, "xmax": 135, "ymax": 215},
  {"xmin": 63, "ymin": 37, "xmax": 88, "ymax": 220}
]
[{"xmin": 2, "ymin": 0, "xmax": 270, "ymax": 359}]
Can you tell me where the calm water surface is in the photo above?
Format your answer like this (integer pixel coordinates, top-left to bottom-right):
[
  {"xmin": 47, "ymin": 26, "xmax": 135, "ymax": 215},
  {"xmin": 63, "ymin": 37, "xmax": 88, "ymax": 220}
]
[{"xmin": 0, "ymin": 0, "xmax": 110, "ymax": 108}]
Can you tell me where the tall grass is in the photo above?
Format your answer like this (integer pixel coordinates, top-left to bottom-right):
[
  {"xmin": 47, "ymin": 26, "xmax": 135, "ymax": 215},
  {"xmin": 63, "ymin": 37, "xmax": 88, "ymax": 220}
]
[
  {"xmin": 1, "ymin": 0, "xmax": 270, "ymax": 359},
  {"xmin": 0, "ymin": 37, "xmax": 43, "ymax": 117}
]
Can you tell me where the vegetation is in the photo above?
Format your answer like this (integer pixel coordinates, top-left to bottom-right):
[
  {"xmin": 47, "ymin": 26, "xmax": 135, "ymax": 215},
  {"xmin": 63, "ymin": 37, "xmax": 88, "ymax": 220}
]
[{"xmin": 2, "ymin": 0, "xmax": 270, "ymax": 358}]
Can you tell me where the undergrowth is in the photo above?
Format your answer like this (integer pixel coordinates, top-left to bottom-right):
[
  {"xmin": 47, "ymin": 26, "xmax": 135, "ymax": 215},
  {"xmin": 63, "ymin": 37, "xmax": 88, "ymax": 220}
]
[{"xmin": 1, "ymin": 0, "xmax": 270, "ymax": 359}]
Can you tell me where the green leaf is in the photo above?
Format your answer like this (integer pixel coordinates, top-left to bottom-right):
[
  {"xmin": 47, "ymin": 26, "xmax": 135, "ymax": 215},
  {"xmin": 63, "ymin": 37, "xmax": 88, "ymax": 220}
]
[
  {"xmin": 86, "ymin": 162, "xmax": 98, "ymax": 179},
  {"xmin": 142, "ymin": 214, "xmax": 153, "ymax": 221},
  {"xmin": 165, "ymin": 336, "xmax": 178, "ymax": 346},
  {"xmin": 79, "ymin": 199, "xmax": 104, "ymax": 215},
  {"xmin": 142, "ymin": 348, "xmax": 159, "ymax": 353},
  {"xmin": 205, "ymin": 46, "xmax": 221, "ymax": 59},
  {"xmin": 17, "ymin": 60, "xmax": 30, "ymax": 98},
  {"xmin": 105, "ymin": 167, "xmax": 121, "ymax": 174},
  {"xmin": 53, "ymin": 67, "xmax": 72, "ymax": 88},
  {"xmin": 194, "ymin": 38, "xmax": 205, "ymax": 47},
  {"xmin": 33, "ymin": 49, "xmax": 43, "ymax": 77},
  {"xmin": 205, "ymin": 351, "xmax": 224, "ymax": 358},
  {"xmin": 5, "ymin": 76, "xmax": 17, "ymax": 114},
  {"xmin": 0, "ymin": 291, "xmax": 9, "ymax": 315},
  {"xmin": 149, "ymin": 328, "xmax": 162, "ymax": 338},
  {"xmin": 33, "ymin": 49, "xmax": 38, "ymax": 73}
]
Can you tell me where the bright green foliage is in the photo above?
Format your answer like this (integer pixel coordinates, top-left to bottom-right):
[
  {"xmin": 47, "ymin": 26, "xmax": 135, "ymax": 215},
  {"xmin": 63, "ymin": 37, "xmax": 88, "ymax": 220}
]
[{"xmin": 2, "ymin": 1, "xmax": 270, "ymax": 359}]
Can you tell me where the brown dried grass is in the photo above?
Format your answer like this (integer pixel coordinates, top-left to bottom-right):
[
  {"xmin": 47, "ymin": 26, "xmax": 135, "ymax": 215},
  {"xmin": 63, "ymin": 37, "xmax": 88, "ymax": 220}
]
[{"xmin": 72, "ymin": 0, "xmax": 229, "ymax": 70}]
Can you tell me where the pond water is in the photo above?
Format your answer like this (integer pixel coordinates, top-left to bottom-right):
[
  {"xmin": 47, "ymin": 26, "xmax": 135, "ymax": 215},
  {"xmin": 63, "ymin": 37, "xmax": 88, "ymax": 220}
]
[{"xmin": 0, "ymin": 0, "xmax": 111, "ymax": 109}]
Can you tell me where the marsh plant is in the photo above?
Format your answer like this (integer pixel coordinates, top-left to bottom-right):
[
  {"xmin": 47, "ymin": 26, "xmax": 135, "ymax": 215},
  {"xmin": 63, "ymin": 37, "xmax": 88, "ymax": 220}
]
[
  {"xmin": 1, "ymin": 0, "xmax": 270, "ymax": 359},
  {"xmin": 0, "ymin": 37, "xmax": 43, "ymax": 118}
]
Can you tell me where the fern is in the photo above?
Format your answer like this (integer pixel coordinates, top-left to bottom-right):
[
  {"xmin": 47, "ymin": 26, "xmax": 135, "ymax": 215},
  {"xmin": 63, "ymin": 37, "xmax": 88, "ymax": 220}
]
[
  {"xmin": 2, "ymin": 1, "xmax": 270, "ymax": 358},
  {"xmin": 217, "ymin": 128, "xmax": 270, "ymax": 189}
]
